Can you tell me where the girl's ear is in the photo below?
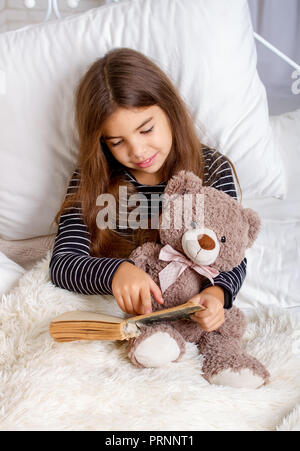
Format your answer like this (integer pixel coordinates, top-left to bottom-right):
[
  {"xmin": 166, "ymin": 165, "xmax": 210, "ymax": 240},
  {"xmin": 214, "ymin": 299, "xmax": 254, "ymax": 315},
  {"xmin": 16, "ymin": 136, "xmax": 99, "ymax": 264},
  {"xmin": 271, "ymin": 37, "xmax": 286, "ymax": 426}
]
[{"xmin": 164, "ymin": 170, "xmax": 203, "ymax": 196}]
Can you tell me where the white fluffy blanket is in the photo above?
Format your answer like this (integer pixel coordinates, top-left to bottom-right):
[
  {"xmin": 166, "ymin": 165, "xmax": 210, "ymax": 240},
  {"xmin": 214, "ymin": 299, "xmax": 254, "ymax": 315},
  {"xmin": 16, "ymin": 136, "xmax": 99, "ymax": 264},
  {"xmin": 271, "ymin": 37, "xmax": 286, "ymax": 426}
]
[{"xmin": 0, "ymin": 252, "xmax": 300, "ymax": 431}]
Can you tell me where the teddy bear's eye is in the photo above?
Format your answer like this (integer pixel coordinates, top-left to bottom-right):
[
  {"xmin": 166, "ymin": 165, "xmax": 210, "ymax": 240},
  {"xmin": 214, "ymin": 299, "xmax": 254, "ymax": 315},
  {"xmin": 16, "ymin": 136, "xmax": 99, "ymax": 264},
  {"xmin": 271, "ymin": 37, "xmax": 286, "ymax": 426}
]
[{"xmin": 221, "ymin": 236, "xmax": 226, "ymax": 243}]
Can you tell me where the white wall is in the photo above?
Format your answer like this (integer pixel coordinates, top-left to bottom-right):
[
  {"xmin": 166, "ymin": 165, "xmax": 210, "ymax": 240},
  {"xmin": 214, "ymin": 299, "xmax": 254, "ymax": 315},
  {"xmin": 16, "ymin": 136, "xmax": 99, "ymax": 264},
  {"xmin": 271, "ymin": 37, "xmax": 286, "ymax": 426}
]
[{"xmin": 248, "ymin": 0, "xmax": 300, "ymax": 114}]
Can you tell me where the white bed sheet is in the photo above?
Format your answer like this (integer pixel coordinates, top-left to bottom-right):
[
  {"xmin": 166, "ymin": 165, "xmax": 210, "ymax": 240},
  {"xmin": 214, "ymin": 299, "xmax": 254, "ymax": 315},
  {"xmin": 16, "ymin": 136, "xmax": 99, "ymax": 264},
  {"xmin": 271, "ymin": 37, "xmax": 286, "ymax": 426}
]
[
  {"xmin": 0, "ymin": 251, "xmax": 25, "ymax": 296},
  {"xmin": 235, "ymin": 109, "xmax": 300, "ymax": 311}
]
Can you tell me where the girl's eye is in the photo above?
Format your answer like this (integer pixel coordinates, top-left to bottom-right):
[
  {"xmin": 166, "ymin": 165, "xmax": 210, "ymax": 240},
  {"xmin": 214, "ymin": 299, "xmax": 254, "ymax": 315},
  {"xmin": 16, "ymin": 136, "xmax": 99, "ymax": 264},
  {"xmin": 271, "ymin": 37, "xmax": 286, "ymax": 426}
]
[
  {"xmin": 141, "ymin": 125, "xmax": 154, "ymax": 134},
  {"xmin": 111, "ymin": 126, "xmax": 154, "ymax": 147}
]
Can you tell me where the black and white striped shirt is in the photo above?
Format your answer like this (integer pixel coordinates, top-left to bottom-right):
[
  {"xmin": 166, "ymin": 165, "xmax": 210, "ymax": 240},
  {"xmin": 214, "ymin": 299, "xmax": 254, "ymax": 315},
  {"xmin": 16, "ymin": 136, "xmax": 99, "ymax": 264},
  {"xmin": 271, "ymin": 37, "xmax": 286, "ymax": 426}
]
[{"xmin": 49, "ymin": 148, "xmax": 247, "ymax": 309}]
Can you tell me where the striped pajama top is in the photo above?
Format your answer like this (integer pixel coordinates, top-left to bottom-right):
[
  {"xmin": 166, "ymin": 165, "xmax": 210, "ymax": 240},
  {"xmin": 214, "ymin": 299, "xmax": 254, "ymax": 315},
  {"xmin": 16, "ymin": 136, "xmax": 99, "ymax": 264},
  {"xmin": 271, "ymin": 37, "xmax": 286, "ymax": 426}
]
[{"xmin": 49, "ymin": 148, "xmax": 247, "ymax": 309}]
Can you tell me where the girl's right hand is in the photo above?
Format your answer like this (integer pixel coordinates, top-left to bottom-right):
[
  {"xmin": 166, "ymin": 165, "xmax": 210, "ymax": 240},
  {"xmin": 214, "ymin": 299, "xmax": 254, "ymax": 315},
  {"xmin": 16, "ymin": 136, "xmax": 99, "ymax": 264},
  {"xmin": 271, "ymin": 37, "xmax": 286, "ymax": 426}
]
[{"xmin": 111, "ymin": 261, "xmax": 164, "ymax": 315}]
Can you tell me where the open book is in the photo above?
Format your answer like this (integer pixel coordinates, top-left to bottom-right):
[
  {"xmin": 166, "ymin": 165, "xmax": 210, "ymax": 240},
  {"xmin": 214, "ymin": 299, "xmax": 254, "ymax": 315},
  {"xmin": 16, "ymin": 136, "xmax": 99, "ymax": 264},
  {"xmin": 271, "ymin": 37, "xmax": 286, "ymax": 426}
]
[{"xmin": 49, "ymin": 300, "xmax": 206, "ymax": 342}]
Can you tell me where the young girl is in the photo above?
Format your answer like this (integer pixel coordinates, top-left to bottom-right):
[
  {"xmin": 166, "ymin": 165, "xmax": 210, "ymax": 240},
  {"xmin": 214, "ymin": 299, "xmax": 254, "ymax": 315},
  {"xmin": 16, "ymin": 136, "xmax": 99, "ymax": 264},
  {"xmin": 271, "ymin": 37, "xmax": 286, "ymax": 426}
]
[{"xmin": 49, "ymin": 47, "xmax": 247, "ymax": 334}]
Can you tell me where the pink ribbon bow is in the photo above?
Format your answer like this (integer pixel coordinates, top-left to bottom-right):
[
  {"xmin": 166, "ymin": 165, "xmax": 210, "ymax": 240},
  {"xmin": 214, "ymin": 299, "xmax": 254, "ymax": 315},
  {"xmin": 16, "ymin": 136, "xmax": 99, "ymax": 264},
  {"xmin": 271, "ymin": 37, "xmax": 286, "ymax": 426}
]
[{"xmin": 158, "ymin": 244, "xmax": 219, "ymax": 294}]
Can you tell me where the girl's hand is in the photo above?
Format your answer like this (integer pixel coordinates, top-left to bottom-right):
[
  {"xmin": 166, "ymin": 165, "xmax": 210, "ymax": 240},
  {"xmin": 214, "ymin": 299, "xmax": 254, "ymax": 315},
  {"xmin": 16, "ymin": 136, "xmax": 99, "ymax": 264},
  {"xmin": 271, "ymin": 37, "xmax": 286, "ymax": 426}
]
[
  {"xmin": 189, "ymin": 289, "xmax": 225, "ymax": 332},
  {"xmin": 111, "ymin": 262, "xmax": 164, "ymax": 315}
]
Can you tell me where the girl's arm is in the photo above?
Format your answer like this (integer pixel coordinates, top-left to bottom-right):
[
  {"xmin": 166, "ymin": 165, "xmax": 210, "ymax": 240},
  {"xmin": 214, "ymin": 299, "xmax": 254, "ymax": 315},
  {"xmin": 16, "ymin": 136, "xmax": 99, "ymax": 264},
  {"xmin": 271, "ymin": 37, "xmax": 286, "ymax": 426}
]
[
  {"xmin": 49, "ymin": 170, "xmax": 135, "ymax": 296},
  {"xmin": 201, "ymin": 148, "xmax": 248, "ymax": 309},
  {"xmin": 200, "ymin": 258, "xmax": 247, "ymax": 309}
]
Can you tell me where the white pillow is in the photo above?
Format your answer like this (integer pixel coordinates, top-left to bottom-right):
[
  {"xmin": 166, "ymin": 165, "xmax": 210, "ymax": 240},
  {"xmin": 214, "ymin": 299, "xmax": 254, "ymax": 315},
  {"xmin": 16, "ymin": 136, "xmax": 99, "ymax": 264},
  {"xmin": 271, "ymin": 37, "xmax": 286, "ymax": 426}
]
[
  {"xmin": 243, "ymin": 109, "xmax": 300, "ymax": 221},
  {"xmin": 0, "ymin": 251, "xmax": 25, "ymax": 296},
  {"xmin": 0, "ymin": 0, "xmax": 286, "ymax": 240},
  {"xmin": 236, "ymin": 109, "xmax": 300, "ymax": 310}
]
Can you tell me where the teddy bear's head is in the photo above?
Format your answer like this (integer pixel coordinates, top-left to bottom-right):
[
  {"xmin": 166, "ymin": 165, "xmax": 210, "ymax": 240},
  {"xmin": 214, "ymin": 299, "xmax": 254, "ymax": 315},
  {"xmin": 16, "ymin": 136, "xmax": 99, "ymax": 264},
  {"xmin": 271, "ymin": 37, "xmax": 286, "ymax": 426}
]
[{"xmin": 159, "ymin": 170, "xmax": 261, "ymax": 272}]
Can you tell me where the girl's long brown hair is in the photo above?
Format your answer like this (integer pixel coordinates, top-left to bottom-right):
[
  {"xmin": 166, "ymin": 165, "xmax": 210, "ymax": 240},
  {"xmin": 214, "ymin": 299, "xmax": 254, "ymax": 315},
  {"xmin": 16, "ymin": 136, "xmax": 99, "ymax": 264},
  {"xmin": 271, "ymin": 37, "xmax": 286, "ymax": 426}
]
[{"xmin": 53, "ymin": 48, "xmax": 242, "ymax": 259}]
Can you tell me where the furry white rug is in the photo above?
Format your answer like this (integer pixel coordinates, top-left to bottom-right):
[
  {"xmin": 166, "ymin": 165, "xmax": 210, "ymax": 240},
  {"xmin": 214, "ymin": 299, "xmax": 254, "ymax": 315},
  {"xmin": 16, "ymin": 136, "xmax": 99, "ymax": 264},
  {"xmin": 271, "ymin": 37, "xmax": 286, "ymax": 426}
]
[
  {"xmin": 0, "ymin": 252, "xmax": 300, "ymax": 431},
  {"xmin": 276, "ymin": 404, "xmax": 300, "ymax": 431}
]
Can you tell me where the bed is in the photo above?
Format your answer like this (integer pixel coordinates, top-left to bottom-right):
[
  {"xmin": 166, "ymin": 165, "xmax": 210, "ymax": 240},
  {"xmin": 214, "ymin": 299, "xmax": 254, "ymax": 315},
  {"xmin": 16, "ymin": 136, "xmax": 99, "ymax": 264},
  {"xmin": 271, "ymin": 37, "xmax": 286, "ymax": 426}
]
[{"xmin": 0, "ymin": 0, "xmax": 299, "ymax": 431}]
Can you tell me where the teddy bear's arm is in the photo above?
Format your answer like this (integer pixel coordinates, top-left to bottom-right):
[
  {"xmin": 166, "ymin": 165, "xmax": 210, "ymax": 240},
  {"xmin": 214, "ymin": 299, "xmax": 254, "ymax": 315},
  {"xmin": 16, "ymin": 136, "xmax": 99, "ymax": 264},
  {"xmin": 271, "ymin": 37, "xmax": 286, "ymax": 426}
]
[{"xmin": 129, "ymin": 242, "xmax": 162, "ymax": 272}]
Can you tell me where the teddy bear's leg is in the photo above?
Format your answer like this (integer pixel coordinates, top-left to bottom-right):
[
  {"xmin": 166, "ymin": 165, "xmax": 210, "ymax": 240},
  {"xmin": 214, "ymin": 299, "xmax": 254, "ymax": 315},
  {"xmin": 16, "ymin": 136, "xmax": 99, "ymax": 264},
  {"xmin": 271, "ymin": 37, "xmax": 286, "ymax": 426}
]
[
  {"xmin": 216, "ymin": 306, "xmax": 248, "ymax": 339},
  {"xmin": 127, "ymin": 323, "xmax": 186, "ymax": 368},
  {"xmin": 197, "ymin": 333, "xmax": 270, "ymax": 388}
]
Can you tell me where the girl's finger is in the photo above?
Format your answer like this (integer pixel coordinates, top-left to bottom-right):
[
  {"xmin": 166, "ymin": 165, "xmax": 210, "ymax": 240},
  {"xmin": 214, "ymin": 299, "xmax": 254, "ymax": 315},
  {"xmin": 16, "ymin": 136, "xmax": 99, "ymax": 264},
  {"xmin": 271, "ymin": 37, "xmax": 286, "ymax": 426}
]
[
  {"xmin": 140, "ymin": 286, "xmax": 152, "ymax": 314},
  {"xmin": 205, "ymin": 318, "xmax": 225, "ymax": 332},
  {"xmin": 149, "ymin": 279, "xmax": 164, "ymax": 305},
  {"xmin": 128, "ymin": 287, "xmax": 146, "ymax": 315},
  {"xmin": 115, "ymin": 293, "xmax": 126, "ymax": 314},
  {"xmin": 193, "ymin": 312, "xmax": 223, "ymax": 330},
  {"xmin": 122, "ymin": 292, "xmax": 136, "ymax": 315},
  {"xmin": 193, "ymin": 308, "xmax": 212, "ymax": 319}
]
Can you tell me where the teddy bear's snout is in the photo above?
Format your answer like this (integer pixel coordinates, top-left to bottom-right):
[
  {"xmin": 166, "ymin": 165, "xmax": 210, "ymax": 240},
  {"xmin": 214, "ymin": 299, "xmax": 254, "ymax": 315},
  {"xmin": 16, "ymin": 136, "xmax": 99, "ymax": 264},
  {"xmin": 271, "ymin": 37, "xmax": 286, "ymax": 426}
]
[
  {"xmin": 181, "ymin": 227, "xmax": 220, "ymax": 266},
  {"xmin": 197, "ymin": 234, "xmax": 215, "ymax": 250}
]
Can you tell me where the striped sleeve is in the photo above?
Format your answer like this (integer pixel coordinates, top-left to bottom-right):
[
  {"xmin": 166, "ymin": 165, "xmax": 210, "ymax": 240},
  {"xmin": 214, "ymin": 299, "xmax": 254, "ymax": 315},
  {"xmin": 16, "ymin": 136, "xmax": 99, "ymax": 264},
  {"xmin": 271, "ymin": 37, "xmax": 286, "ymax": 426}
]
[
  {"xmin": 201, "ymin": 148, "xmax": 247, "ymax": 309},
  {"xmin": 49, "ymin": 169, "xmax": 135, "ymax": 296}
]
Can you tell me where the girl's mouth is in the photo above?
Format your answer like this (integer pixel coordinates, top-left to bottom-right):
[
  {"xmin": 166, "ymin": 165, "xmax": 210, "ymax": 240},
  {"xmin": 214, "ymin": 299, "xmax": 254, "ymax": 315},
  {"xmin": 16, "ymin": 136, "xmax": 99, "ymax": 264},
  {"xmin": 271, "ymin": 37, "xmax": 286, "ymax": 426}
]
[{"xmin": 136, "ymin": 153, "xmax": 157, "ymax": 168}]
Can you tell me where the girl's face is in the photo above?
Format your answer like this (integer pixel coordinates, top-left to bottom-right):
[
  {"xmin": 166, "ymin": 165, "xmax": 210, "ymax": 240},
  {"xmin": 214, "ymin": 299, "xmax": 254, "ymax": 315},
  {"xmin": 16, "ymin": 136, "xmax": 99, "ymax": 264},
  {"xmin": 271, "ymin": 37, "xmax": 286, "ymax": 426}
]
[{"xmin": 102, "ymin": 105, "xmax": 173, "ymax": 185}]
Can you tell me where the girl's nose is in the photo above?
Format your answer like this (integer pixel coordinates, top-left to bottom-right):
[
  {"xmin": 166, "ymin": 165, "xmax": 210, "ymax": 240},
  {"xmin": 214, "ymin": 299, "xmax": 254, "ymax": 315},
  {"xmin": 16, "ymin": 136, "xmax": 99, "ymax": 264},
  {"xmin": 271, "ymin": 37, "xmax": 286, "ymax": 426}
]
[
  {"xmin": 128, "ymin": 138, "xmax": 146, "ymax": 159},
  {"xmin": 131, "ymin": 150, "xmax": 147, "ymax": 162}
]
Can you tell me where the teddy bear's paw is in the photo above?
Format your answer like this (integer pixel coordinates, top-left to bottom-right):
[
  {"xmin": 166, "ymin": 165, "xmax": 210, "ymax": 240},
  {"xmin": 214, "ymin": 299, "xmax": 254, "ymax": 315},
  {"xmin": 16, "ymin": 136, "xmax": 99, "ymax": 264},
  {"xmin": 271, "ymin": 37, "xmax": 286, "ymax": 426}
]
[
  {"xmin": 128, "ymin": 324, "xmax": 186, "ymax": 368},
  {"xmin": 208, "ymin": 368, "xmax": 265, "ymax": 389},
  {"xmin": 128, "ymin": 325, "xmax": 185, "ymax": 368},
  {"xmin": 131, "ymin": 332, "xmax": 183, "ymax": 368}
]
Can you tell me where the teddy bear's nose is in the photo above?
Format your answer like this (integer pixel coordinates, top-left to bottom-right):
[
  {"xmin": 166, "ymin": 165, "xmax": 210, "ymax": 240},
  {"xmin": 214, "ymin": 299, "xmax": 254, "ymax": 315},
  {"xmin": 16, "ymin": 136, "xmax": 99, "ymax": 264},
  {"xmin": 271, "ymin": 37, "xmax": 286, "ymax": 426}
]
[{"xmin": 198, "ymin": 234, "xmax": 215, "ymax": 250}]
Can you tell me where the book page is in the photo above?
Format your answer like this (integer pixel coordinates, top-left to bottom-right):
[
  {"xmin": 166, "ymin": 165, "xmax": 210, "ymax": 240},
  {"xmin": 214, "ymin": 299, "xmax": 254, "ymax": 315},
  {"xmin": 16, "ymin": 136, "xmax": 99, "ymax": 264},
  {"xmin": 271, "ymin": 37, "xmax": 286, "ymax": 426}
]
[
  {"xmin": 126, "ymin": 301, "xmax": 205, "ymax": 326},
  {"xmin": 51, "ymin": 311, "xmax": 125, "ymax": 324}
]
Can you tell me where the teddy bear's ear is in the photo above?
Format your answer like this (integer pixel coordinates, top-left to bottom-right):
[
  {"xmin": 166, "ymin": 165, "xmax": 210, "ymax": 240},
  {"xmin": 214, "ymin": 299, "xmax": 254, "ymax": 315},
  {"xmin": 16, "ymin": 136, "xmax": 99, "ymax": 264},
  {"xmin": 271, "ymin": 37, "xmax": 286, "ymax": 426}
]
[
  {"xmin": 243, "ymin": 208, "xmax": 261, "ymax": 248},
  {"xmin": 164, "ymin": 170, "xmax": 203, "ymax": 196}
]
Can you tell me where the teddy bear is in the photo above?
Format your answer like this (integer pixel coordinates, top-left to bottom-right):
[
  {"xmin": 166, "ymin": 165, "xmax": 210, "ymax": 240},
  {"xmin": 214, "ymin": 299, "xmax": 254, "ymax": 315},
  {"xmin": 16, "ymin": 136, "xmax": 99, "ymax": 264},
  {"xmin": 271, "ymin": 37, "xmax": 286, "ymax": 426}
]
[{"xmin": 127, "ymin": 170, "xmax": 270, "ymax": 389}]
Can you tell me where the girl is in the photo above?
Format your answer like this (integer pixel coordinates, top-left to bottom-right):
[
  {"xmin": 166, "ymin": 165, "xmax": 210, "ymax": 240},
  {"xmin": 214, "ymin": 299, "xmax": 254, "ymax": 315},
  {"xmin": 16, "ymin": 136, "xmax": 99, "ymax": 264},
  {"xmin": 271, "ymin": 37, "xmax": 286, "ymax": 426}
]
[{"xmin": 49, "ymin": 47, "xmax": 247, "ymax": 334}]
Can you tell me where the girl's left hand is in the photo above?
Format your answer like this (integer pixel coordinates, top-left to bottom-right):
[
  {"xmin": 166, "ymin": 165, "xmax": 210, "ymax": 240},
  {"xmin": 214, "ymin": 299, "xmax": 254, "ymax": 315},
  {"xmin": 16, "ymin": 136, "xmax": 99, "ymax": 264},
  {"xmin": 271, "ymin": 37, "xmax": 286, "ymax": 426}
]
[{"xmin": 190, "ymin": 292, "xmax": 225, "ymax": 332}]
